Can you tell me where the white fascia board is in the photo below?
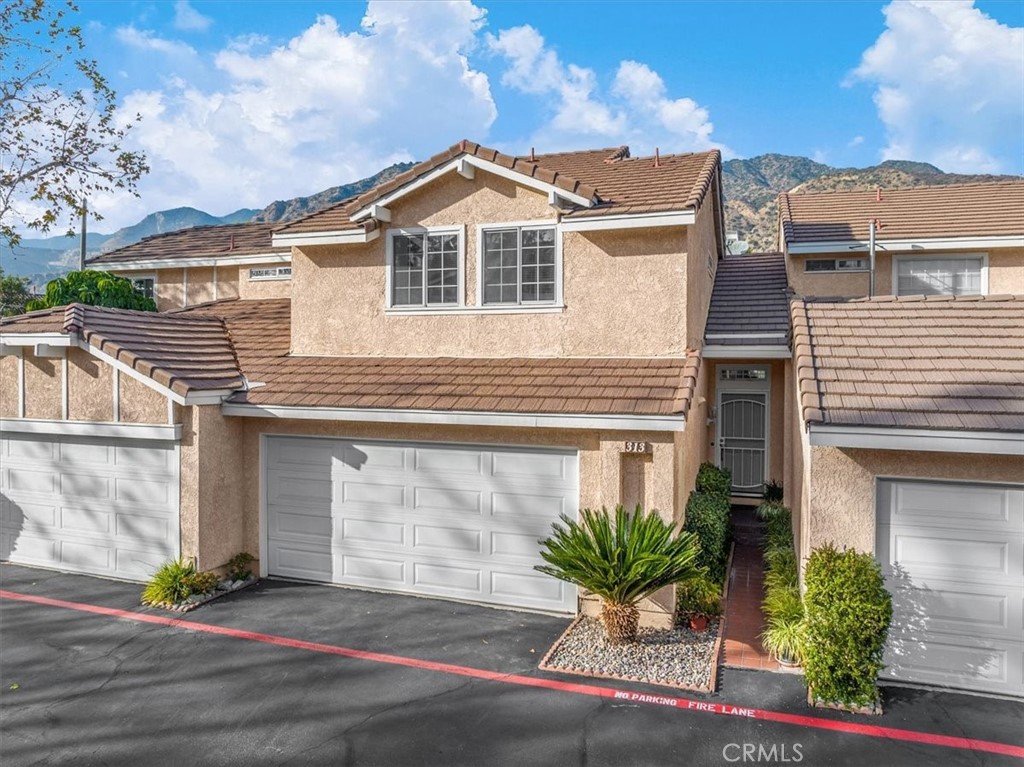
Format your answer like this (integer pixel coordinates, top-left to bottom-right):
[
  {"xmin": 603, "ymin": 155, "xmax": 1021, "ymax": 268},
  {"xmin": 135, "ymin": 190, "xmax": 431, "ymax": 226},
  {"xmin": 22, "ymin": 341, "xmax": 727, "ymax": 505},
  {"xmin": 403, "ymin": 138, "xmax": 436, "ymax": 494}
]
[
  {"xmin": 181, "ymin": 389, "xmax": 238, "ymax": 405},
  {"xmin": 350, "ymin": 156, "xmax": 595, "ymax": 222},
  {"xmin": 703, "ymin": 345, "xmax": 791, "ymax": 359},
  {"xmin": 95, "ymin": 253, "xmax": 291, "ymax": 271},
  {"xmin": 0, "ymin": 333, "xmax": 73, "ymax": 347},
  {"xmin": 559, "ymin": 211, "xmax": 696, "ymax": 232},
  {"xmin": 271, "ymin": 228, "xmax": 379, "ymax": 248},
  {"xmin": 786, "ymin": 234, "xmax": 1024, "ymax": 255},
  {"xmin": 0, "ymin": 418, "xmax": 182, "ymax": 441},
  {"xmin": 808, "ymin": 424, "xmax": 1024, "ymax": 456},
  {"xmin": 222, "ymin": 403, "xmax": 686, "ymax": 432}
]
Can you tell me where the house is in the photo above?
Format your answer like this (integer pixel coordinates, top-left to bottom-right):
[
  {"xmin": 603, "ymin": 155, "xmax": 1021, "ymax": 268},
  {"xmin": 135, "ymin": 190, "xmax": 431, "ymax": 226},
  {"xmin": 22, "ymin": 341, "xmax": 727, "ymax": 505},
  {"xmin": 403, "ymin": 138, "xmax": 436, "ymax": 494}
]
[
  {"xmin": 0, "ymin": 141, "xmax": 725, "ymax": 627},
  {"xmin": 1, "ymin": 146, "xmax": 1021, "ymax": 696}
]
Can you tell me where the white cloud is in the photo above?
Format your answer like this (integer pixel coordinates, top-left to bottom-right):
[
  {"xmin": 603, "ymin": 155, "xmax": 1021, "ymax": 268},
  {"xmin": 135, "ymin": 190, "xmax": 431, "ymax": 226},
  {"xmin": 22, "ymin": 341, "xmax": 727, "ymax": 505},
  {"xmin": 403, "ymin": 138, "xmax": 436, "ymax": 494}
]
[
  {"xmin": 115, "ymin": 25, "xmax": 197, "ymax": 57},
  {"xmin": 173, "ymin": 1, "xmax": 213, "ymax": 33},
  {"xmin": 96, "ymin": 2, "xmax": 495, "ymax": 230},
  {"xmin": 848, "ymin": 135, "xmax": 865, "ymax": 148},
  {"xmin": 850, "ymin": 0, "xmax": 1023, "ymax": 173},
  {"xmin": 487, "ymin": 25, "xmax": 725, "ymax": 155}
]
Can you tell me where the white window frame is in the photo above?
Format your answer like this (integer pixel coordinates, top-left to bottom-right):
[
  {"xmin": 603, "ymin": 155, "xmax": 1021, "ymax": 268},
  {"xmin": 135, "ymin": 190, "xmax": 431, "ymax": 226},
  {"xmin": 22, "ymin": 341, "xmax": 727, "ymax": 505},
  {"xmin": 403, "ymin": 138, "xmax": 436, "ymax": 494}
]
[
  {"xmin": 130, "ymin": 273, "xmax": 157, "ymax": 300},
  {"xmin": 891, "ymin": 253, "xmax": 988, "ymax": 297},
  {"xmin": 475, "ymin": 220, "xmax": 563, "ymax": 310},
  {"xmin": 249, "ymin": 266, "xmax": 292, "ymax": 282},
  {"xmin": 804, "ymin": 258, "xmax": 869, "ymax": 273},
  {"xmin": 385, "ymin": 225, "xmax": 465, "ymax": 311}
]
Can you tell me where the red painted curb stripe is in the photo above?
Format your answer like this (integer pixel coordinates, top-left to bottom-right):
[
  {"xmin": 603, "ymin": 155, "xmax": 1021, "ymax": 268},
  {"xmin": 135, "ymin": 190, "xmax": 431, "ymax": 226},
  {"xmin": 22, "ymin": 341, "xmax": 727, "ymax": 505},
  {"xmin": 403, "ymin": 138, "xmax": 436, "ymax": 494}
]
[{"xmin": 2, "ymin": 588, "xmax": 1021, "ymax": 759}]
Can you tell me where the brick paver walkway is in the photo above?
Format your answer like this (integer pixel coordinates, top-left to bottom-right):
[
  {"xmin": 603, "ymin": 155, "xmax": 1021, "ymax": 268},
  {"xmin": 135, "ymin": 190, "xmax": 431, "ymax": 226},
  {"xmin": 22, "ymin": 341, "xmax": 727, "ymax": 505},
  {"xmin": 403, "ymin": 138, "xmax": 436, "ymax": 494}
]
[{"xmin": 722, "ymin": 539, "xmax": 780, "ymax": 671}]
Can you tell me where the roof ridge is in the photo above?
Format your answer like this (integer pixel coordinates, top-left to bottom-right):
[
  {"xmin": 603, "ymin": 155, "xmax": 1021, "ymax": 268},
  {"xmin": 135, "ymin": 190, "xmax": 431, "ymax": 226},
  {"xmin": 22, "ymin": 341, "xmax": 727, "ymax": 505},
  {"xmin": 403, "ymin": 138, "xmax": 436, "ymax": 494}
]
[
  {"xmin": 782, "ymin": 178, "xmax": 1024, "ymax": 200},
  {"xmin": 790, "ymin": 297, "xmax": 825, "ymax": 426},
  {"xmin": 683, "ymin": 149, "xmax": 722, "ymax": 211}
]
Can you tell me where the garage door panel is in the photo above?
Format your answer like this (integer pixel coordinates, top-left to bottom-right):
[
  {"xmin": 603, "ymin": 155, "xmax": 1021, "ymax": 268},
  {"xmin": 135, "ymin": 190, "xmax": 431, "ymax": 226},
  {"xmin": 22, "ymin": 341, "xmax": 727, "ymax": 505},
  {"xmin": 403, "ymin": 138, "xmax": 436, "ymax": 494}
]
[
  {"xmin": 273, "ymin": 543, "xmax": 332, "ymax": 581},
  {"xmin": 8, "ymin": 467, "xmax": 57, "ymax": 495},
  {"xmin": 6, "ymin": 438, "xmax": 55, "ymax": 462},
  {"xmin": 7, "ymin": 500, "xmax": 57, "ymax": 529},
  {"xmin": 115, "ymin": 511, "xmax": 175, "ymax": 542},
  {"xmin": 114, "ymin": 443, "xmax": 175, "ymax": 472},
  {"xmin": 268, "ymin": 472, "xmax": 333, "ymax": 507},
  {"xmin": 877, "ymin": 478, "xmax": 1024, "ymax": 696},
  {"xmin": 61, "ymin": 506, "xmax": 112, "ymax": 536},
  {"xmin": 5, "ymin": 533, "xmax": 58, "ymax": 566},
  {"xmin": 60, "ymin": 473, "xmax": 110, "ymax": 500},
  {"xmin": 60, "ymin": 441, "xmax": 112, "ymax": 466},
  {"xmin": 270, "ymin": 506, "xmax": 333, "ymax": 538},
  {"xmin": 267, "ymin": 437, "xmax": 577, "ymax": 612},
  {"xmin": 269, "ymin": 437, "xmax": 336, "ymax": 469}
]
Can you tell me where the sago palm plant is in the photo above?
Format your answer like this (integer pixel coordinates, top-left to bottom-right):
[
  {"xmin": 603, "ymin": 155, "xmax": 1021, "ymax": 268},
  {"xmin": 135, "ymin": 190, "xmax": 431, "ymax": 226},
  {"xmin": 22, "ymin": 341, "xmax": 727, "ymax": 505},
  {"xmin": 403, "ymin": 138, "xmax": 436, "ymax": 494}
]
[{"xmin": 536, "ymin": 505, "xmax": 705, "ymax": 644}]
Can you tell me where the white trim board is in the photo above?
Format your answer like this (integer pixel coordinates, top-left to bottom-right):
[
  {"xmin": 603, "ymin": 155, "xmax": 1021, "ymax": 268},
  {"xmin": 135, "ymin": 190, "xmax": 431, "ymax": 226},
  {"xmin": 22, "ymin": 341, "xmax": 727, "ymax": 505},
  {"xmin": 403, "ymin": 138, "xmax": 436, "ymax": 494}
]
[
  {"xmin": 786, "ymin": 234, "xmax": 1023, "ymax": 255},
  {"xmin": 0, "ymin": 418, "xmax": 182, "ymax": 441},
  {"xmin": 808, "ymin": 424, "xmax": 1024, "ymax": 456},
  {"xmin": 222, "ymin": 403, "xmax": 687, "ymax": 432},
  {"xmin": 703, "ymin": 345, "xmax": 791, "ymax": 359},
  {"xmin": 94, "ymin": 253, "xmax": 291, "ymax": 271},
  {"xmin": 560, "ymin": 211, "xmax": 695, "ymax": 232},
  {"xmin": 1, "ymin": 333, "xmax": 74, "ymax": 348},
  {"xmin": 272, "ymin": 228, "xmax": 380, "ymax": 248}
]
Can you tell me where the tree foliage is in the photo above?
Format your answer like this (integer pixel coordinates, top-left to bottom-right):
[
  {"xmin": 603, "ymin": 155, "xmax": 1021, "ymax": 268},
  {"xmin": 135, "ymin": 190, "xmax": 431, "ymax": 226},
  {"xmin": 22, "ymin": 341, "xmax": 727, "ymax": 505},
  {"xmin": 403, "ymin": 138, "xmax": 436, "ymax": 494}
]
[
  {"xmin": 0, "ymin": 268, "xmax": 34, "ymax": 316},
  {"xmin": 0, "ymin": 0, "xmax": 149, "ymax": 248},
  {"xmin": 26, "ymin": 270, "xmax": 156, "ymax": 311}
]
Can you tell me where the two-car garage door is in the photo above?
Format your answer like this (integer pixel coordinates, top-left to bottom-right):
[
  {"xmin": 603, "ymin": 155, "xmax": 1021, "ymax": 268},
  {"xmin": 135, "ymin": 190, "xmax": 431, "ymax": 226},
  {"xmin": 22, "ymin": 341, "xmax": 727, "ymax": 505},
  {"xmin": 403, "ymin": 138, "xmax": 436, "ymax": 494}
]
[
  {"xmin": 0, "ymin": 433, "xmax": 180, "ymax": 582},
  {"xmin": 265, "ymin": 437, "xmax": 579, "ymax": 613},
  {"xmin": 876, "ymin": 479, "xmax": 1024, "ymax": 697}
]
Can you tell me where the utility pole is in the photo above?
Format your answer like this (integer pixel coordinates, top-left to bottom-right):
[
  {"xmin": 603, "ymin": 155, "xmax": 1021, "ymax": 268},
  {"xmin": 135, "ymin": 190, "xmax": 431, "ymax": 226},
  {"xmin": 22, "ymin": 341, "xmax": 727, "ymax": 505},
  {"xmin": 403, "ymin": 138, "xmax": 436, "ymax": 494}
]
[
  {"xmin": 868, "ymin": 219, "xmax": 876, "ymax": 298},
  {"xmin": 79, "ymin": 198, "xmax": 87, "ymax": 272}
]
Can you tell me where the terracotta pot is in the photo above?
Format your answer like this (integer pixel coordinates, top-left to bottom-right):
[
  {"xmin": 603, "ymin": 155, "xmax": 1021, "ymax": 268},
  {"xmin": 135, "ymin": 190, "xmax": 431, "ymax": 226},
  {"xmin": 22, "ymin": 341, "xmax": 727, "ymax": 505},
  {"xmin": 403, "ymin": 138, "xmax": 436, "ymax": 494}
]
[
  {"xmin": 689, "ymin": 614, "xmax": 709, "ymax": 632},
  {"xmin": 777, "ymin": 654, "xmax": 801, "ymax": 669}
]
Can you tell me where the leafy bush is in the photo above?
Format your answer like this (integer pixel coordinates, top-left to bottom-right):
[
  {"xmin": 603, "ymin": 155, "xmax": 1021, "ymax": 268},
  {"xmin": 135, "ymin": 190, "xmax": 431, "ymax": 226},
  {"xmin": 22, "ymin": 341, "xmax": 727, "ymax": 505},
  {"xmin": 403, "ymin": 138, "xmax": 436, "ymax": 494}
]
[
  {"xmin": 762, "ymin": 479, "xmax": 784, "ymax": 503},
  {"xmin": 26, "ymin": 270, "xmax": 156, "ymax": 312},
  {"xmin": 761, "ymin": 614, "xmax": 807, "ymax": 665},
  {"xmin": 760, "ymin": 503, "xmax": 794, "ymax": 553},
  {"xmin": 226, "ymin": 552, "xmax": 255, "ymax": 581},
  {"xmin": 537, "ymin": 505, "xmax": 704, "ymax": 644},
  {"xmin": 695, "ymin": 462, "xmax": 732, "ymax": 497},
  {"xmin": 683, "ymin": 490, "xmax": 731, "ymax": 583},
  {"xmin": 676, "ymin": 573, "xmax": 722, "ymax": 618},
  {"xmin": 802, "ymin": 544, "xmax": 893, "ymax": 708},
  {"xmin": 763, "ymin": 583, "xmax": 803, "ymax": 624},
  {"xmin": 763, "ymin": 548, "xmax": 799, "ymax": 592},
  {"xmin": 142, "ymin": 559, "xmax": 218, "ymax": 607}
]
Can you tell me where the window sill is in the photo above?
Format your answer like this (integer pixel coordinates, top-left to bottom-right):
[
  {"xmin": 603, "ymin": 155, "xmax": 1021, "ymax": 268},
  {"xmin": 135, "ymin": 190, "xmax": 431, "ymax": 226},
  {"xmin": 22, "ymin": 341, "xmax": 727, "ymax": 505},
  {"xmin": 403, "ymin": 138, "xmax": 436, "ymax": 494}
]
[{"xmin": 385, "ymin": 304, "xmax": 566, "ymax": 316}]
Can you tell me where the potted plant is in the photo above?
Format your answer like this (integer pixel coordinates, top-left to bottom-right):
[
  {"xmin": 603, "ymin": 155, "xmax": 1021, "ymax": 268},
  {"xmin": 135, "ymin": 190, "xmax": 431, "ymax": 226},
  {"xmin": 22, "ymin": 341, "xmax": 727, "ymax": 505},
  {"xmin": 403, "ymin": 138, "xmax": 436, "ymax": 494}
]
[
  {"xmin": 761, "ymin": 614, "xmax": 806, "ymax": 667},
  {"xmin": 676, "ymin": 573, "xmax": 722, "ymax": 632},
  {"xmin": 537, "ymin": 505, "xmax": 705, "ymax": 644}
]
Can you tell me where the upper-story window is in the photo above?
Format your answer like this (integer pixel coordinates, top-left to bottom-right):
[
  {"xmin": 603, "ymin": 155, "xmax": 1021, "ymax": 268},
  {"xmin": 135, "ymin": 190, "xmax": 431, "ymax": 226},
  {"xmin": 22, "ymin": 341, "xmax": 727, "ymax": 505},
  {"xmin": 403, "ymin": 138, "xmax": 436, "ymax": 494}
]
[
  {"xmin": 388, "ymin": 228, "xmax": 461, "ymax": 308},
  {"xmin": 481, "ymin": 226, "xmax": 557, "ymax": 305},
  {"xmin": 895, "ymin": 255, "xmax": 985, "ymax": 296},
  {"xmin": 805, "ymin": 258, "xmax": 868, "ymax": 272},
  {"xmin": 131, "ymin": 275, "xmax": 156, "ymax": 299}
]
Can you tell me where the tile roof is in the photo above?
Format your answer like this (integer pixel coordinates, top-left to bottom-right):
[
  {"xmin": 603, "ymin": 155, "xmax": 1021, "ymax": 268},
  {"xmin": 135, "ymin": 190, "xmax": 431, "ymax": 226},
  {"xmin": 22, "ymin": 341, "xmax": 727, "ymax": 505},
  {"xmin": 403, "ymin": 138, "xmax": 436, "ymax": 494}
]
[
  {"xmin": 275, "ymin": 141, "xmax": 721, "ymax": 235},
  {"xmin": 229, "ymin": 350, "xmax": 702, "ymax": 418},
  {"xmin": 1, "ymin": 304, "xmax": 245, "ymax": 396},
  {"xmin": 172, "ymin": 298, "xmax": 291, "ymax": 372},
  {"xmin": 791, "ymin": 294, "xmax": 1024, "ymax": 432},
  {"xmin": 88, "ymin": 222, "xmax": 289, "ymax": 265},
  {"xmin": 705, "ymin": 253, "xmax": 789, "ymax": 346},
  {"xmin": 779, "ymin": 181, "xmax": 1024, "ymax": 245}
]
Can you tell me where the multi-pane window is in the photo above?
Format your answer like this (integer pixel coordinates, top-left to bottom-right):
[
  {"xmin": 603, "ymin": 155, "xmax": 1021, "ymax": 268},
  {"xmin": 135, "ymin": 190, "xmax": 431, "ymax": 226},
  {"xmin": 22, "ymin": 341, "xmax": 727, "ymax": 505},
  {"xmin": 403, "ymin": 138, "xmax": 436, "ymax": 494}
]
[
  {"xmin": 896, "ymin": 257, "xmax": 984, "ymax": 296},
  {"xmin": 132, "ymin": 276, "xmax": 155, "ymax": 300},
  {"xmin": 482, "ymin": 227, "xmax": 556, "ymax": 305},
  {"xmin": 391, "ymin": 232, "xmax": 459, "ymax": 307},
  {"xmin": 805, "ymin": 258, "xmax": 868, "ymax": 272}
]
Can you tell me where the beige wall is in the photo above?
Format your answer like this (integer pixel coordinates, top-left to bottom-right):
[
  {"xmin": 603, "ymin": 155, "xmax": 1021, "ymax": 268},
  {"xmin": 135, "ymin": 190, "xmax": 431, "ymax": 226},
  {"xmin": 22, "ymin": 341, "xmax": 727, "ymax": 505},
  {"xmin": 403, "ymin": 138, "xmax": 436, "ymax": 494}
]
[
  {"xmin": 23, "ymin": 356, "xmax": 61, "ymax": 420},
  {"xmin": 0, "ymin": 355, "xmax": 17, "ymax": 417},
  {"xmin": 787, "ymin": 247, "xmax": 1024, "ymax": 298},
  {"xmin": 685, "ymin": 185, "xmax": 721, "ymax": 349},
  {"xmin": 238, "ymin": 266, "xmax": 291, "ymax": 300},
  {"xmin": 113, "ymin": 262, "xmax": 287, "ymax": 311},
  {"xmin": 290, "ymin": 171, "xmax": 696, "ymax": 358},
  {"xmin": 802, "ymin": 446, "xmax": 1024, "ymax": 559}
]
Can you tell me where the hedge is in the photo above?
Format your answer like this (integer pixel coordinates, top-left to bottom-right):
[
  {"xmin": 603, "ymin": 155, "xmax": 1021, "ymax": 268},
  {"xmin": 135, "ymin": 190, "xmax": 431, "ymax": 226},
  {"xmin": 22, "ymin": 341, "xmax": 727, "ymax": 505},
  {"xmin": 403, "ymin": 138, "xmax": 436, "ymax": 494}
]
[
  {"xmin": 802, "ymin": 544, "xmax": 893, "ymax": 708},
  {"xmin": 695, "ymin": 462, "xmax": 731, "ymax": 498},
  {"xmin": 683, "ymin": 489, "xmax": 731, "ymax": 583}
]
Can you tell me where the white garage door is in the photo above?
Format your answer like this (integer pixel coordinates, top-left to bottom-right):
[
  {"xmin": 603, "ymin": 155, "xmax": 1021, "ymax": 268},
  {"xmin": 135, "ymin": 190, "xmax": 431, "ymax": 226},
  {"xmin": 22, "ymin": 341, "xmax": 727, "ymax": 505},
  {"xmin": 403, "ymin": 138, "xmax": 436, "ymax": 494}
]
[
  {"xmin": 0, "ymin": 433, "xmax": 180, "ymax": 582},
  {"xmin": 876, "ymin": 479, "xmax": 1024, "ymax": 697},
  {"xmin": 265, "ymin": 437, "xmax": 579, "ymax": 612}
]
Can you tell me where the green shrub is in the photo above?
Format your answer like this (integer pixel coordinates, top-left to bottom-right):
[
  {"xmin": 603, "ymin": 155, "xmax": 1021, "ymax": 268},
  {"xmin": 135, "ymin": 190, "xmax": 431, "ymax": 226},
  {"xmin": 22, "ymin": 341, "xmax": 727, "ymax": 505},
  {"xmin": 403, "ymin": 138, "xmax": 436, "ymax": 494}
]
[
  {"xmin": 142, "ymin": 559, "xmax": 198, "ymax": 606},
  {"xmin": 762, "ymin": 479, "xmax": 784, "ymax": 503},
  {"xmin": 761, "ymin": 504, "xmax": 794, "ymax": 552},
  {"xmin": 802, "ymin": 544, "xmax": 893, "ymax": 708},
  {"xmin": 226, "ymin": 552, "xmax": 255, "ymax": 581},
  {"xmin": 761, "ymin": 614, "xmax": 807, "ymax": 664},
  {"xmin": 764, "ymin": 549, "xmax": 799, "ymax": 592},
  {"xmin": 763, "ymin": 583, "xmax": 803, "ymax": 623},
  {"xmin": 676, "ymin": 573, "xmax": 722, "ymax": 618},
  {"xmin": 186, "ymin": 570, "xmax": 219, "ymax": 594},
  {"xmin": 695, "ymin": 462, "xmax": 732, "ymax": 497},
  {"xmin": 537, "ymin": 505, "xmax": 704, "ymax": 644},
  {"xmin": 683, "ymin": 490, "xmax": 731, "ymax": 583}
]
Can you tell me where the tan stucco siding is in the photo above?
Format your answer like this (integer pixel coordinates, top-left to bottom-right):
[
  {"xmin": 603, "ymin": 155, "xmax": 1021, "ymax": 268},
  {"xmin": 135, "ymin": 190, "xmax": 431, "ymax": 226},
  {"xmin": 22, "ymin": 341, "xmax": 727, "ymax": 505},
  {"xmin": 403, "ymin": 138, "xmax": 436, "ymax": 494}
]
[
  {"xmin": 787, "ymin": 247, "xmax": 1024, "ymax": 298},
  {"xmin": 679, "ymin": 359, "xmax": 711, "ymax": 514},
  {"xmin": 237, "ymin": 265, "xmax": 292, "ymax": 300},
  {"xmin": 67, "ymin": 347, "xmax": 114, "ymax": 422},
  {"xmin": 685, "ymin": 194, "xmax": 720, "ymax": 349},
  {"xmin": 803, "ymin": 446, "xmax": 1024, "ymax": 557},
  {"xmin": 290, "ymin": 171, "xmax": 691, "ymax": 357},
  {"xmin": 118, "ymin": 372, "xmax": 169, "ymax": 424},
  {"xmin": 22, "ymin": 355, "xmax": 61, "ymax": 420},
  {"xmin": 112, "ymin": 262, "xmax": 285, "ymax": 310},
  {"xmin": 153, "ymin": 268, "xmax": 186, "ymax": 311},
  {"xmin": 0, "ymin": 355, "xmax": 18, "ymax": 417}
]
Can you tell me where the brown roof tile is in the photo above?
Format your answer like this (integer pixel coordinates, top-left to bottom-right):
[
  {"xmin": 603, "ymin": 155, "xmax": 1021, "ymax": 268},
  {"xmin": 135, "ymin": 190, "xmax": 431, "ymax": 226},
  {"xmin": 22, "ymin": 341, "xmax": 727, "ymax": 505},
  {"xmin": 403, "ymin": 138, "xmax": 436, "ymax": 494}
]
[
  {"xmin": 88, "ymin": 222, "xmax": 289, "ymax": 265},
  {"xmin": 705, "ymin": 253, "xmax": 789, "ymax": 345},
  {"xmin": 790, "ymin": 294, "xmax": 1024, "ymax": 433},
  {"xmin": 780, "ymin": 181, "xmax": 1024, "ymax": 245}
]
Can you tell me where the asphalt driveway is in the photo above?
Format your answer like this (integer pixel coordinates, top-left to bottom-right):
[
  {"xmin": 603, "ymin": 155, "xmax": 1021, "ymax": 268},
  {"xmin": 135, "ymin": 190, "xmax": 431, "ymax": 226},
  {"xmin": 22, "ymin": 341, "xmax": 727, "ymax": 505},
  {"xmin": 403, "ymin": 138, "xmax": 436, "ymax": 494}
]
[{"xmin": 1, "ymin": 564, "xmax": 1021, "ymax": 767}]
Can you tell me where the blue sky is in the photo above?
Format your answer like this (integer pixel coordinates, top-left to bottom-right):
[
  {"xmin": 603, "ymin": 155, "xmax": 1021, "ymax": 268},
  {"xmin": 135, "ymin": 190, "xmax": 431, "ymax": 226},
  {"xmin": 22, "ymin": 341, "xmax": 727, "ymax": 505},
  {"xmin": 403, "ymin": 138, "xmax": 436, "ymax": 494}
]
[{"xmin": 59, "ymin": 0, "xmax": 1024, "ymax": 230}]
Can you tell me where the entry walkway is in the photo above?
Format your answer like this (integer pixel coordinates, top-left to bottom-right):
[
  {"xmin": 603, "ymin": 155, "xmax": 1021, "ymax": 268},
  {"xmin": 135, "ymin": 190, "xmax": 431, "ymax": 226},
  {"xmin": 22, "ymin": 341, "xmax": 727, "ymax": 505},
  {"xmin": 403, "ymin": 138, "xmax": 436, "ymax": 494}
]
[{"xmin": 722, "ymin": 507, "xmax": 779, "ymax": 671}]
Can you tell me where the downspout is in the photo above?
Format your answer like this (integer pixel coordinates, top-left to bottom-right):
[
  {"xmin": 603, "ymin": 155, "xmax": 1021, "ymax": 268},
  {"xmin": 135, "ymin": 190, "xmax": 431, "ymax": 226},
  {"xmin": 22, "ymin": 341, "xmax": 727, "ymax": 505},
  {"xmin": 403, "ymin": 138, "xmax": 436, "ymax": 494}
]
[{"xmin": 868, "ymin": 220, "xmax": 876, "ymax": 298}]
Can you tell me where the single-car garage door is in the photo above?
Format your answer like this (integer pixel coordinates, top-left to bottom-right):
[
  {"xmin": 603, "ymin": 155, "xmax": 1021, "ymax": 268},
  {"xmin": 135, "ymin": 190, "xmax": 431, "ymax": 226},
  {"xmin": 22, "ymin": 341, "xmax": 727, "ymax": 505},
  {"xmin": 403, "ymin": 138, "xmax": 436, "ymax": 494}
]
[
  {"xmin": 876, "ymin": 479, "xmax": 1024, "ymax": 697},
  {"xmin": 265, "ymin": 437, "xmax": 579, "ymax": 612},
  {"xmin": 0, "ymin": 433, "xmax": 180, "ymax": 582}
]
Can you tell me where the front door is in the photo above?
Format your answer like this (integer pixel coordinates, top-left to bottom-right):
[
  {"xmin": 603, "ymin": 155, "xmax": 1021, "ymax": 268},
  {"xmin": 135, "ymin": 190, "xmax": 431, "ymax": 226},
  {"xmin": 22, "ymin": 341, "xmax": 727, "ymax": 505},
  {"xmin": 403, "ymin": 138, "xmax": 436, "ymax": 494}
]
[{"xmin": 716, "ymin": 366, "xmax": 770, "ymax": 495}]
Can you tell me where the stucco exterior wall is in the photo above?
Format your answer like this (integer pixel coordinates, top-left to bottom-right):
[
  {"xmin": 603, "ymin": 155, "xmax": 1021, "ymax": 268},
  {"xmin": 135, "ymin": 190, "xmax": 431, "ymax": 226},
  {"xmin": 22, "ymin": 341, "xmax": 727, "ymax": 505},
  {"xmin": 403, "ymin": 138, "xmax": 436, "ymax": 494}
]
[
  {"xmin": 22, "ymin": 356, "xmax": 61, "ymax": 420},
  {"xmin": 118, "ymin": 372, "xmax": 169, "ymax": 424},
  {"xmin": 290, "ymin": 171, "xmax": 691, "ymax": 358},
  {"xmin": 679, "ymin": 359, "xmax": 711, "ymax": 514},
  {"xmin": 803, "ymin": 446, "xmax": 1024, "ymax": 557},
  {"xmin": 68, "ymin": 347, "xmax": 114, "ymax": 422},
  {"xmin": 237, "ymin": 265, "xmax": 292, "ymax": 300},
  {"xmin": 0, "ymin": 355, "xmax": 17, "ymax": 417},
  {"xmin": 685, "ymin": 192, "xmax": 720, "ymax": 349},
  {"xmin": 786, "ymin": 247, "xmax": 1024, "ymax": 298},
  {"xmin": 113, "ymin": 262, "xmax": 286, "ymax": 311},
  {"xmin": 154, "ymin": 268, "xmax": 186, "ymax": 311}
]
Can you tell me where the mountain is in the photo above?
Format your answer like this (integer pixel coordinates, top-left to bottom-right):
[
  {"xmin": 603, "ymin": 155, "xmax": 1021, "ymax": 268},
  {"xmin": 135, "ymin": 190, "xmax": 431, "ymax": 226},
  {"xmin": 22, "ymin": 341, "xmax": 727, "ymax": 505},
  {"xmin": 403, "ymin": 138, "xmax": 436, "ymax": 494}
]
[
  {"xmin": 721, "ymin": 155, "xmax": 1015, "ymax": 251},
  {"xmin": 252, "ymin": 162, "xmax": 415, "ymax": 223}
]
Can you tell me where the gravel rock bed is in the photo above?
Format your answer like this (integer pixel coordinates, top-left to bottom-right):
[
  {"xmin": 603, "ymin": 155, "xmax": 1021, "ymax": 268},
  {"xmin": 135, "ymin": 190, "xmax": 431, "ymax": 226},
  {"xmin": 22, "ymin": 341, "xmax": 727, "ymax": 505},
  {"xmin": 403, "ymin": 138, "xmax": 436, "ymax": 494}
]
[
  {"xmin": 541, "ymin": 616, "xmax": 721, "ymax": 690},
  {"xmin": 147, "ymin": 577, "xmax": 258, "ymax": 612}
]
